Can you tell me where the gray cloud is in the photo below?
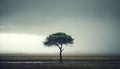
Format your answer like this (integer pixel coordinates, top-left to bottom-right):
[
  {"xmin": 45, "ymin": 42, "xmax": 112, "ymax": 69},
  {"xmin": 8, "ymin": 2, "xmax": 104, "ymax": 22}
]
[{"xmin": 0, "ymin": 0, "xmax": 120, "ymax": 54}]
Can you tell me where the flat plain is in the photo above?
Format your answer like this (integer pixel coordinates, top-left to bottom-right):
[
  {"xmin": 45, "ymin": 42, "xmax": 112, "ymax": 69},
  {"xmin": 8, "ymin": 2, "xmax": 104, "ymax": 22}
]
[{"xmin": 0, "ymin": 55, "xmax": 120, "ymax": 69}]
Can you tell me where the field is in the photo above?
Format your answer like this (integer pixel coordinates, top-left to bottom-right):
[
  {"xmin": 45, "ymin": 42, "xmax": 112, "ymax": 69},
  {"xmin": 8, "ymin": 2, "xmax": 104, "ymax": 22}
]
[
  {"xmin": 0, "ymin": 55, "xmax": 120, "ymax": 69},
  {"xmin": 0, "ymin": 63, "xmax": 120, "ymax": 69}
]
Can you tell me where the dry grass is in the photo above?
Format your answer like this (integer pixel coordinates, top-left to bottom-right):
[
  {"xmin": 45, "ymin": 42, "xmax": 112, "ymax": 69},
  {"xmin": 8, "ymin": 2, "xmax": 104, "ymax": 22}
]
[
  {"xmin": 0, "ymin": 63, "xmax": 120, "ymax": 69},
  {"xmin": 0, "ymin": 56, "xmax": 120, "ymax": 61},
  {"xmin": 0, "ymin": 56, "xmax": 120, "ymax": 69}
]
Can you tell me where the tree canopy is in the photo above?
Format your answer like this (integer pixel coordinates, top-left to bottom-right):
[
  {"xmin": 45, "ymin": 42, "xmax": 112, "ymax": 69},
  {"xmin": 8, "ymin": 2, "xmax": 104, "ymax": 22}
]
[{"xmin": 44, "ymin": 32, "xmax": 74, "ymax": 46}]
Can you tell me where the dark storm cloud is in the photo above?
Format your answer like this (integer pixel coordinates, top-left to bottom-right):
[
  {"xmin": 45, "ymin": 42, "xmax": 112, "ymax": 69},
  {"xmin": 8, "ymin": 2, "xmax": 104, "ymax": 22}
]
[
  {"xmin": 0, "ymin": 0, "xmax": 120, "ymax": 54},
  {"xmin": 0, "ymin": 0, "xmax": 120, "ymax": 24},
  {"xmin": 0, "ymin": 0, "xmax": 120, "ymax": 35}
]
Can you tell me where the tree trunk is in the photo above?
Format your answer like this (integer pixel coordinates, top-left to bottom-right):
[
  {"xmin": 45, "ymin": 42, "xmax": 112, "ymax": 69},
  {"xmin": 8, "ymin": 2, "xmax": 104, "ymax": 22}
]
[
  {"xmin": 57, "ymin": 44, "xmax": 63, "ymax": 64},
  {"xmin": 59, "ymin": 49, "xmax": 63, "ymax": 63}
]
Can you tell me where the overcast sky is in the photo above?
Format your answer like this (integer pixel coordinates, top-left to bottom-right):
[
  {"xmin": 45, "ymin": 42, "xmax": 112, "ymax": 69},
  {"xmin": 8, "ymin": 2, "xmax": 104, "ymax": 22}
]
[{"xmin": 0, "ymin": 0, "xmax": 120, "ymax": 55}]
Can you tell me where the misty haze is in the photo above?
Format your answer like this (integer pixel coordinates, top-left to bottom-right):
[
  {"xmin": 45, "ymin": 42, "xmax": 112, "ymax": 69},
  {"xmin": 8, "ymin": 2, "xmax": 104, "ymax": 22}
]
[
  {"xmin": 0, "ymin": 0, "xmax": 120, "ymax": 69},
  {"xmin": 0, "ymin": 0, "xmax": 120, "ymax": 55}
]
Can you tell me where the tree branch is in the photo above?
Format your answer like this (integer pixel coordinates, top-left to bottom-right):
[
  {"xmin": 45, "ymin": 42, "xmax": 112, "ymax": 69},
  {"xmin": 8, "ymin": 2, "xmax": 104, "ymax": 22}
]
[
  {"xmin": 62, "ymin": 48, "xmax": 64, "ymax": 52},
  {"xmin": 56, "ymin": 45, "xmax": 61, "ymax": 49}
]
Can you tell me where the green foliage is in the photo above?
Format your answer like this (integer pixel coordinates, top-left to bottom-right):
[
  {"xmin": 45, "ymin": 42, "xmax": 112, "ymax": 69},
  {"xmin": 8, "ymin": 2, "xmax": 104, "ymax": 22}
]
[{"xmin": 43, "ymin": 32, "xmax": 74, "ymax": 47}]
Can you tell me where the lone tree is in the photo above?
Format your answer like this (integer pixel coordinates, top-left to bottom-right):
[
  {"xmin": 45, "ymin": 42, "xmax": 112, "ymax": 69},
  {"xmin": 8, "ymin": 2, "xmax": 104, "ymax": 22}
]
[{"xmin": 43, "ymin": 32, "xmax": 74, "ymax": 63}]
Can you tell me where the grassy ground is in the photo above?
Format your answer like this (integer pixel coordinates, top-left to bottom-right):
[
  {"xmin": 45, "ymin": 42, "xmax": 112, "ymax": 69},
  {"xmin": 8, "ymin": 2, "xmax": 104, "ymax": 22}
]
[
  {"xmin": 0, "ymin": 56, "xmax": 120, "ymax": 61},
  {"xmin": 0, "ymin": 63, "xmax": 120, "ymax": 69},
  {"xmin": 0, "ymin": 56, "xmax": 120, "ymax": 69}
]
